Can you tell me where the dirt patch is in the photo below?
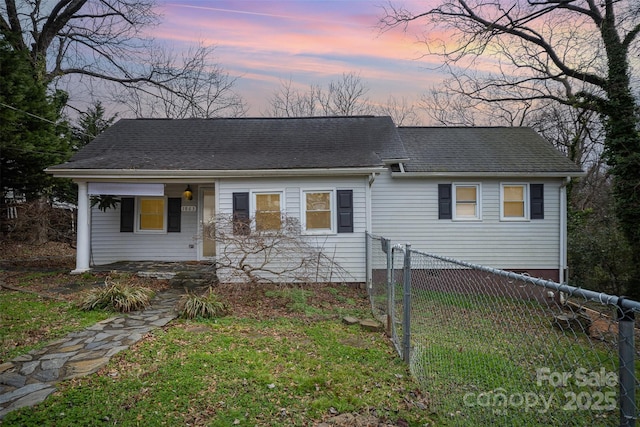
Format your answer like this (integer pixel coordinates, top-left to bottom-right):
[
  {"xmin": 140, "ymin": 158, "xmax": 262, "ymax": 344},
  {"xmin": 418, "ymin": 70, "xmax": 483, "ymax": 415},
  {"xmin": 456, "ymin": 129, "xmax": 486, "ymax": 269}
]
[
  {"xmin": 0, "ymin": 241, "xmax": 75, "ymax": 271},
  {"xmin": 0, "ymin": 242, "xmax": 170, "ymax": 302},
  {"xmin": 211, "ymin": 281, "xmax": 368, "ymax": 320}
]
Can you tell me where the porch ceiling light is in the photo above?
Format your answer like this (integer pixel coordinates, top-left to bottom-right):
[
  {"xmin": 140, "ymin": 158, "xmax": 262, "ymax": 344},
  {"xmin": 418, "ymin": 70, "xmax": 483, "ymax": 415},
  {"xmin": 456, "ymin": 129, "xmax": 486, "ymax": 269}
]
[{"xmin": 183, "ymin": 185, "xmax": 193, "ymax": 200}]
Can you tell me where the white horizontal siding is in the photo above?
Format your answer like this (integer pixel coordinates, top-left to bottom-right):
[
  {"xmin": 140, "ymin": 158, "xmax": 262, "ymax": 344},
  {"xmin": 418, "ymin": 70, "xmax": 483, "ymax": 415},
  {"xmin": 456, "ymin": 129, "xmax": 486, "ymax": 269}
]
[
  {"xmin": 90, "ymin": 184, "xmax": 199, "ymax": 265},
  {"xmin": 217, "ymin": 177, "xmax": 367, "ymax": 283},
  {"xmin": 371, "ymin": 172, "xmax": 563, "ymax": 270}
]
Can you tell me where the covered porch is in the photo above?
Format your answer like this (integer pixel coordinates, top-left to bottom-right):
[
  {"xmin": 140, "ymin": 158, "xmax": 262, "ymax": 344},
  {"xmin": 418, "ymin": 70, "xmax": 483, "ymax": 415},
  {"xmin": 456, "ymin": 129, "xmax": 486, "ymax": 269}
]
[{"xmin": 73, "ymin": 182, "xmax": 217, "ymax": 274}]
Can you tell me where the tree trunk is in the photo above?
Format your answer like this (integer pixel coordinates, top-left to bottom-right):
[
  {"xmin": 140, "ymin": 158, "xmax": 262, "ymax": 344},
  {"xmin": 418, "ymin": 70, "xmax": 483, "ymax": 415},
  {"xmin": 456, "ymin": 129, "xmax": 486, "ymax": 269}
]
[
  {"xmin": 33, "ymin": 198, "xmax": 49, "ymax": 245},
  {"xmin": 601, "ymin": 17, "xmax": 640, "ymax": 298}
]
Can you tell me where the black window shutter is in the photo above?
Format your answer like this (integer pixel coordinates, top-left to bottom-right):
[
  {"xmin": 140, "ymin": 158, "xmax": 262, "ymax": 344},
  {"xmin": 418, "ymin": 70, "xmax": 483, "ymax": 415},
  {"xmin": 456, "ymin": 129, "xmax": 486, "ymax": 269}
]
[
  {"xmin": 167, "ymin": 198, "xmax": 181, "ymax": 232},
  {"xmin": 438, "ymin": 184, "xmax": 452, "ymax": 219},
  {"xmin": 233, "ymin": 192, "xmax": 250, "ymax": 235},
  {"xmin": 120, "ymin": 197, "xmax": 135, "ymax": 232},
  {"xmin": 337, "ymin": 190, "xmax": 353, "ymax": 233},
  {"xmin": 530, "ymin": 184, "xmax": 544, "ymax": 219}
]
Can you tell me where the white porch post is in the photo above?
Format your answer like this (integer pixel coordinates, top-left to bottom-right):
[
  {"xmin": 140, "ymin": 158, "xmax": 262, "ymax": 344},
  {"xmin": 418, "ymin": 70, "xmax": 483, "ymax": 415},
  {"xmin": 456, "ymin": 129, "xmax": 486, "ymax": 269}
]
[{"xmin": 72, "ymin": 181, "xmax": 91, "ymax": 274}]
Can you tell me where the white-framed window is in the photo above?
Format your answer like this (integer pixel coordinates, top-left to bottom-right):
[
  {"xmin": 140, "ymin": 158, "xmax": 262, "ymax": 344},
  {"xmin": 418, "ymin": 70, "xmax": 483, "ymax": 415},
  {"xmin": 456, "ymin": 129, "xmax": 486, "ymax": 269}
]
[
  {"xmin": 501, "ymin": 183, "xmax": 529, "ymax": 221},
  {"xmin": 136, "ymin": 197, "xmax": 167, "ymax": 232},
  {"xmin": 302, "ymin": 190, "xmax": 334, "ymax": 233},
  {"xmin": 252, "ymin": 191, "xmax": 283, "ymax": 231},
  {"xmin": 453, "ymin": 183, "xmax": 481, "ymax": 220}
]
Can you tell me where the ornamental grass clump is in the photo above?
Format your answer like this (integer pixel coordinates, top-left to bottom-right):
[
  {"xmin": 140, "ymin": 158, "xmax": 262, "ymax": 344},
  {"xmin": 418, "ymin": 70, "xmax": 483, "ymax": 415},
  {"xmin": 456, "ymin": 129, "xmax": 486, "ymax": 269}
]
[
  {"xmin": 79, "ymin": 277, "xmax": 154, "ymax": 312},
  {"xmin": 178, "ymin": 288, "xmax": 229, "ymax": 319}
]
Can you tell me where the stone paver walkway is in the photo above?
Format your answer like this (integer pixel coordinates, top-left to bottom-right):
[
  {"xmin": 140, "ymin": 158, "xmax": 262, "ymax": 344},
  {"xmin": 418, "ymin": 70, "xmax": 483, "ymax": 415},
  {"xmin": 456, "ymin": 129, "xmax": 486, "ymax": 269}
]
[{"xmin": 0, "ymin": 289, "xmax": 182, "ymax": 420}]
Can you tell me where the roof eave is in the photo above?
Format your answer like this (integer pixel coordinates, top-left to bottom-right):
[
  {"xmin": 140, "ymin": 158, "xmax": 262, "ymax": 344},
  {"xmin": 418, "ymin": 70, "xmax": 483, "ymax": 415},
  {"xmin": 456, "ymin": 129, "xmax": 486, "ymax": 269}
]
[
  {"xmin": 391, "ymin": 171, "xmax": 585, "ymax": 178},
  {"xmin": 45, "ymin": 167, "xmax": 386, "ymax": 181}
]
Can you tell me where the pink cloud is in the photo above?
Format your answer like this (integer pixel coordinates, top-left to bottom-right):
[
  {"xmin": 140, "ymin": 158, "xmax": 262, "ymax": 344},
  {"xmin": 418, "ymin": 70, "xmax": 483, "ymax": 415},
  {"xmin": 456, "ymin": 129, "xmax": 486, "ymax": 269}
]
[{"xmin": 149, "ymin": 0, "xmax": 452, "ymax": 119}]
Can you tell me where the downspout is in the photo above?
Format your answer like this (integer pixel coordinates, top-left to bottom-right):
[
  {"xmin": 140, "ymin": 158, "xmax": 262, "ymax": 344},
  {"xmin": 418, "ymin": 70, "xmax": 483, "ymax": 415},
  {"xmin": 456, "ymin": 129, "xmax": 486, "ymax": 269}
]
[
  {"xmin": 365, "ymin": 173, "xmax": 377, "ymax": 285},
  {"xmin": 559, "ymin": 177, "xmax": 571, "ymax": 284},
  {"xmin": 366, "ymin": 173, "xmax": 376, "ymax": 234}
]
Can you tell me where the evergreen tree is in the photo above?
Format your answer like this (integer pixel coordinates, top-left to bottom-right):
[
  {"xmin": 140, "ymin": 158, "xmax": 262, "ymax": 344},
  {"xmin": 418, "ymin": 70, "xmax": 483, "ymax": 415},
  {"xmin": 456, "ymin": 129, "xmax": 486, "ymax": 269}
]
[
  {"xmin": 0, "ymin": 40, "xmax": 71, "ymax": 201},
  {"xmin": 72, "ymin": 101, "xmax": 117, "ymax": 151}
]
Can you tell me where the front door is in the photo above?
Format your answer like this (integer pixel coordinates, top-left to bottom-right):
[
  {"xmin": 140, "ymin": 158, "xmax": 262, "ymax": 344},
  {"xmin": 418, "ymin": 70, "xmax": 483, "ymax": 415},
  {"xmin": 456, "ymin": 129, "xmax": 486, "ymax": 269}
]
[{"xmin": 200, "ymin": 187, "xmax": 216, "ymax": 258}]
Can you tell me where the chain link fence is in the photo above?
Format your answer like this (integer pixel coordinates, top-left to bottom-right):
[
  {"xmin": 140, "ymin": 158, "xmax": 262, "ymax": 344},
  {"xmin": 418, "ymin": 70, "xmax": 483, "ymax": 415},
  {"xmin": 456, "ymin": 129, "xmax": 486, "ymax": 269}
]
[{"xmin": 366, "ymin": 233, "xmax": 640, "ymax": 426}]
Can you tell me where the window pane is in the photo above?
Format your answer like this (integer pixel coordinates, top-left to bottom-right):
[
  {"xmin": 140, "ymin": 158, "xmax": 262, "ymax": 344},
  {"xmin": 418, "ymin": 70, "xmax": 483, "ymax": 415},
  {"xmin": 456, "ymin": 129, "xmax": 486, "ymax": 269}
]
[
  {"xmin": 305, "ymin": 192, "xmax": 332, "ymax": 230},
  {"xmin": 456, "ymin": 186, "xmax": 476, "ymax": 202},
  {"xmin": 256, "ymin": 194, "xmax": 280, "ymax": 211},
  {"xmin": 140, "ymin": 199, "xmax": 164, "ymax": 230},
  {"xmin": 504, "ymin": 186, "xmax": 524, "ymax": 202},
  {"xmin": 307, "ymin": 192, "xmax": 330, "ymax": 210},
  {"xmin": 256, "ymin": 212, "xmax": 281, "ymax": 230},
  {"xmin": 504, "ymin": 201, "xmax": 525, "ymax": 217},
  {"xmin": 307, "ymin": 211, "xmax": 331, "ymax": 229},
  {"xmin": 255, "ymin": 193, "xmax": 281, "ymax": 230},
  {"xmin": 503, "ymin": 185, "xmax": 525, "ymax": 218},
  {"xmin": 456, "ymin": 203, "xmax": 477, "ymax": 217},
  {"xmin": 455, "ymin": 185, "xmax": 478, "ymax": 219}
]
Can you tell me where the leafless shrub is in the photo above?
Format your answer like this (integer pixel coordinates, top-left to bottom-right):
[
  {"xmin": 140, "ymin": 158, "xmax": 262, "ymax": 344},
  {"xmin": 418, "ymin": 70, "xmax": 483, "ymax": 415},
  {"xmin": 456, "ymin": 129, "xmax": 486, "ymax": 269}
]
[
  {"xmin": 207, "ymin": 214, "xmax": 348, "ymax": 284},
  {"xmin": 2, "ymin": 200, "xmax": 75, "ymax": 245}
]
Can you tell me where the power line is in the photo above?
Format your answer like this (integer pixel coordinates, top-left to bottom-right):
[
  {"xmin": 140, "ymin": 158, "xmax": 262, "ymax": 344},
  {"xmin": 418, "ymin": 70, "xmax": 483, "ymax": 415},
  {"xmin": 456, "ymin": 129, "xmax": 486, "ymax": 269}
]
[
  {"xmin": 0, "ymin": 101, "xmax": 99, "ymax": 157},
  {"xmin": 1, "ymin": 144, "xmax": 72, "ymax": 157},
  {"xmin": 0, "ymin": 100, "xmax": 96, "ymax": 139},
  {"xmin": 0, "ymin": 101, "xmax": 61, "ymax": 127}
]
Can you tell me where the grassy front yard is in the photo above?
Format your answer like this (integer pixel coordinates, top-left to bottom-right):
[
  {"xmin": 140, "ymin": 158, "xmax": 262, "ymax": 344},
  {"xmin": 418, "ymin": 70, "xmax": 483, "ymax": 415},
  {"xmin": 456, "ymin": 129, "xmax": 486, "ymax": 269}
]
[
  {"xmin": 0, "ymin": 290, "xmax": 111, "ymax": 362},
  {"xmin": 3, "ymin": 316, "xmax": 430, "ymax": 426},
  {"xmin": 0, "ymin": 255, "xmax": 432, "ymax": 426}
]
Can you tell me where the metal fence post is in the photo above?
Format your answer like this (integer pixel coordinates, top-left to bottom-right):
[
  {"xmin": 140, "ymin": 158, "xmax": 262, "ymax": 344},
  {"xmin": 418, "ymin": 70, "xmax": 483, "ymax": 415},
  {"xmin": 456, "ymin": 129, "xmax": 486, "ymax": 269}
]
[
  {"xmin": 384, "ymin": 238, "xmax": 393, "ymax": 336},
  {"xmin": 403, "ymin": 243, "xmax": 412, "ymax": 363},
  {"xmin": 365, "ymin": 232, "xmax": 371, "ymax": 289},
  {"xmin": 618, "ymin": 298, "xmax": 636, "ymax": 427}
]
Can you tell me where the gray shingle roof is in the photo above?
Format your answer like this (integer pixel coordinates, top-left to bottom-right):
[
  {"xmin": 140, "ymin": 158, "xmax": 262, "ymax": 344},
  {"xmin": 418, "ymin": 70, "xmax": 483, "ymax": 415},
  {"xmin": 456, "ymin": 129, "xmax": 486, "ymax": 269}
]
[
  {"xmin": 397, "ymin": 127, "xmax": 583, "ymax": 174},
  {"xmin": 49, "ymin": 118, "xmax": 582, "ymax": 176},
  {"xmin": 50, "ymin": 116, "xmax": 405, "ymax": 171}
]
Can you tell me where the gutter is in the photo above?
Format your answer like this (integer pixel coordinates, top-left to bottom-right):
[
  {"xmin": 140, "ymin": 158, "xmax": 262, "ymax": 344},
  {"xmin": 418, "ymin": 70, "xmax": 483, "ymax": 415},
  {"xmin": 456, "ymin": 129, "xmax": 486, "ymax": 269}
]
[
  {"xmin": 45, "ymin": 166, "xmax": 387, "ymax": 181},
  {"xmin": 391, "ymin": 171, "xmax": 585, "ymax": 179}
]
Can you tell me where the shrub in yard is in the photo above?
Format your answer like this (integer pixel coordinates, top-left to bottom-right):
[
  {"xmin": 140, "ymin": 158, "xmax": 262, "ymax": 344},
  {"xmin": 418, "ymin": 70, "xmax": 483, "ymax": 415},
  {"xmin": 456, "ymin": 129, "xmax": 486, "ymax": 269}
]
[
  {"xmin": 79, "ymin": 277, "xmax": 154, "ymax": 312},
  {"xmin": 178, "ymin": 288, "xmax": 229, "ymax": 319}
]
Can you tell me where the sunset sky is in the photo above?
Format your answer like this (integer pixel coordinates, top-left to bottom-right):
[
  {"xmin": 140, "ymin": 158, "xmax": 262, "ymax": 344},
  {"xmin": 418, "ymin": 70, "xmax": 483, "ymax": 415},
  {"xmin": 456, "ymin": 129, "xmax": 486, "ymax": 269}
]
[{"xmin": 148, "ymin": 0, "xmax": 445, "ymax": 120}]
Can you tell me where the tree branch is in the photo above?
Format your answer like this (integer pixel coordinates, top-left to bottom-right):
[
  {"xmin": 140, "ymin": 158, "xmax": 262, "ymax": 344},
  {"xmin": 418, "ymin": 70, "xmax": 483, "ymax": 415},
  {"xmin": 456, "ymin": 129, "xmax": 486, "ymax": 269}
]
[
  {"xmin": 36, "ymin": 0, "xmax": 86, "ymax": 58},
  {"xmin": 456, "ymin": 0, "xmax": 607, "ymax": 88},
  {"xmin": 623, "ymin": 23, "xmax": 640, "ymax": 48}
]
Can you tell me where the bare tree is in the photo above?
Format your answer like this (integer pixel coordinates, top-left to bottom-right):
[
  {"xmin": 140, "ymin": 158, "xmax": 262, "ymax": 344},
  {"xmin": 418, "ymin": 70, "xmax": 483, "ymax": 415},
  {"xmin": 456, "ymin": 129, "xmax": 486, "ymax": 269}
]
[
  {"xmin": 375, "ymin": 95, "xmax": 420, "ymax": 126},
  {"xmin": 266, "ymin": 78, "xmax": 321, "ymax": 117},
  {"xmin": 531, "ymin": 104, "xmax": 608, "ymax": 213},
  {"xmin": 267, "ymin": 74, "xmax": 424, "ymax": 124},
  {"xmin": 381, "ymin": 0, "xmax": 640, "ymax": 296},
  {"xmin": 112, "ymin": 44, "xmax": 247, "ymax": 118},
  {"xmin": 321, "ymin": 72, "xmax": 372, "ymax": 116},
  {"xmin": 266, "ymin": 72, "xmax": 373, "ymax": 117},
  {"xmin": 380, "ymin": 1, "xmax": 638, "ymax": 112},
  {"xmin": 0, "ymin": 1, "xmax": 244, "ymax": 117},
  {"xmin": 209, "ymin": 214, "xmax": 348, "ymax": 284},
  {"xmin": 420, "ymin": 81, "xmax": 547, "ymax": 127}
]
